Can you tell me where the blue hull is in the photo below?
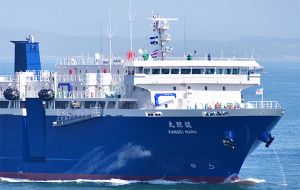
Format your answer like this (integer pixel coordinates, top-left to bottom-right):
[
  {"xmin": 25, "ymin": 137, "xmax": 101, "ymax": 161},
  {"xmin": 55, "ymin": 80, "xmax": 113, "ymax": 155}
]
[{"xmin": 0, "ymin": 111, "xmax": 281, "ymax": 183}]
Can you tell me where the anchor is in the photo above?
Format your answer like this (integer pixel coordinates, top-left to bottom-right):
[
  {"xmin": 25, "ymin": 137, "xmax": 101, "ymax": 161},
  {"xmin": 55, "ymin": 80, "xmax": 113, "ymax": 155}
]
[
  {"xmin": 258, "ymin": 131, "xmax": 274, "ymax": 147},
  {"xmin": 222, "ymin": 130, "xmax": 235, "ymax": 149}
]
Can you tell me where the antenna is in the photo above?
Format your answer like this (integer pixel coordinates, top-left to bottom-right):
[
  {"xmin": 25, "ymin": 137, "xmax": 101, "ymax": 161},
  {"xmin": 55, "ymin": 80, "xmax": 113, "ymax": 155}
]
[
  {"xmin": 183, "ymin": 14, "xmax": 186, "ymax": 57},
  {"xmin": 107, "ymin": 9, "xmax": 115, "ymax": 73},
  {"xmin": 183, "ymin": 2, "xmax": 186, "ymax": 57},
  {"xmin": 127, "ymin": 0, "xmax": 136, "ymax": 51},
  {"xmin": 251, "ymin": 45, "xmax": 255, "ymax": 59},
  {"xmin": 100, "ymin": 22, "xmax": 103, "ymax": 56}
]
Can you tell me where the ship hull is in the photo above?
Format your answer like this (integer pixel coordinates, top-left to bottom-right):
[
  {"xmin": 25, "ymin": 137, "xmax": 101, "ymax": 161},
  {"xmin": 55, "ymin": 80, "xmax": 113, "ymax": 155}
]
[{"xmin": 0, "ymin": 113, "xmax": 281, "ymax": 183}]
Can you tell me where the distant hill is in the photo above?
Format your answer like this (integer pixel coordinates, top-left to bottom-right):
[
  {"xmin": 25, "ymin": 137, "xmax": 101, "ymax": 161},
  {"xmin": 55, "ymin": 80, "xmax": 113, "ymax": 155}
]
[{"xmin": 0, "ymin": 29, "xmax": 299, "ymax": 61}]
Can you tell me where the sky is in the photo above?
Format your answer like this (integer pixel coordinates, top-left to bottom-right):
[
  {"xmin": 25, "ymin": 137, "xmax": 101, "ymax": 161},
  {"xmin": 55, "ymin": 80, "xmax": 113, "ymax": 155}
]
[{"xmin": 0, "ymin": 0, "xmax": 299, "ymax": 41}]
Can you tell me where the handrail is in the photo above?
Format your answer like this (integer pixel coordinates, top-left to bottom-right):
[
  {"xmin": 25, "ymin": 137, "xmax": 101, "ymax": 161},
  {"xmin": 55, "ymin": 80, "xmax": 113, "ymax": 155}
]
[
  {"xmin": 247, "ymin": 101, "xmax": 281, "ymax": 109},
  {"xmin": 133, "ymin": 57, "xmax": 256, "ymax": 62}
]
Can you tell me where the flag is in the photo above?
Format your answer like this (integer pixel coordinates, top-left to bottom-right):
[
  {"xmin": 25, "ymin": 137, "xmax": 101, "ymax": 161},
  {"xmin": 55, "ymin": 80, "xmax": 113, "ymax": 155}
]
[
  {"xmin": 149, "ymin": 36, "xmax": 159, "ymax": 45},
  {"xmin": 256, "ymin": 88, "xmax": 263, "ymax": 95},
  {"xmin": 151, "ymin": 49, "xmax": 159, "ymax": 58}
]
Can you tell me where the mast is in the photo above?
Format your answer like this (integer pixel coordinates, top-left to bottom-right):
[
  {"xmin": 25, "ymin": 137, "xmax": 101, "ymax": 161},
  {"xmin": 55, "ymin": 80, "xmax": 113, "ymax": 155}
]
[
  {"xmin": 148, "ymin": 14, "xmax": 177, "ymax": 60},
  {"xmin": 128, "ymin": 0, "xmax": 135, "ymax": 51},
  {"xmin": 108, "ymin": 9, "xmax": 112, "ymax": 72}
]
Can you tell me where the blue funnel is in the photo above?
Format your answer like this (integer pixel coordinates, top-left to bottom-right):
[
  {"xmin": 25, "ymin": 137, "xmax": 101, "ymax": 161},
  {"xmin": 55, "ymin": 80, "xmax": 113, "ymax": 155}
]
[{"xmin": 11, "ymin": 37, "xmax": 41, "ymax": 73}]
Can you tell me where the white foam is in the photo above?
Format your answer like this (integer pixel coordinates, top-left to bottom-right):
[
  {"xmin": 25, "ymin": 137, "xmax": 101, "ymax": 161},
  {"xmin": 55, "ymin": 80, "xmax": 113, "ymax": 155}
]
[
  {"xmin": 244, "ymin": 178, "xmax": 266, "ymax": 184},
  {"xmin": 230, "ymin": 177, "xmax": 266, "ymax": 185},
  {"xmin": 0, "ymin": 177, "xmax": 139, "ymax": 186},
  {"xmin": 146, "ymin": 179, "xmax": 199, "ymax": 185}
]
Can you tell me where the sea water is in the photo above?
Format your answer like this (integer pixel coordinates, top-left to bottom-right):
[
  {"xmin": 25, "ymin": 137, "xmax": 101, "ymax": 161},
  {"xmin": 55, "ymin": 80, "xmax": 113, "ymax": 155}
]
[{"xmin": 0, "ymin": 59, "xmax": 299, "ymax": 190}]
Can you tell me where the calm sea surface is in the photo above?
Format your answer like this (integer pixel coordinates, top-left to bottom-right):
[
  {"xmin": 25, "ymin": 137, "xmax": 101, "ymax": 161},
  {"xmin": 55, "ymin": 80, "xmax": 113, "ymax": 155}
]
[{"xmin": 0, "ymin": 59, "xmax": 299, "ymax": 190}]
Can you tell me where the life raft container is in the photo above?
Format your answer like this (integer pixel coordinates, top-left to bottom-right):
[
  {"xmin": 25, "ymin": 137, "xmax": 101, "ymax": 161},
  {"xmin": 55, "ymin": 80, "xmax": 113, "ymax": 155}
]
[
  {"xmin": 3, "ymin": 88, "xmax": 20, "ymax": 100},
  {"xmin": 38, "ymin": 89, "xmax": 55, "ymax": 101}
]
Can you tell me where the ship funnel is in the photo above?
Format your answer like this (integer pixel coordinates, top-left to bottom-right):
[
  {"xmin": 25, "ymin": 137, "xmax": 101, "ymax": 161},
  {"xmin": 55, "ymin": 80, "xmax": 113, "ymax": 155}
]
[
  {"xmin": 258, "ymin": 131, "xmax": 274, "ymax": 148},
  {"xmin": 11, "ymin": 35, "xmax": 41, "ymax": 73},
  {"xmin": 222, "ymin": 130, "xmax": 235, "ymax": 149}
]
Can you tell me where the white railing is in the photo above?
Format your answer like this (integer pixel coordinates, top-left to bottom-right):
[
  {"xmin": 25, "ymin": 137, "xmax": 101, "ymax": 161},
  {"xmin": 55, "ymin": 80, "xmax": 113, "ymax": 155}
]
[
  {"xmin": 56, "ymin": 75, "xmax": 85, "ymax": 83},
  {"xmin": 247, "ymin": 101, "xmax": 281, "ymax": 109},
  {"xmin": 56, "ymin": 56, "xmax": 123, "ymax": 66},
  {"xmin": 53, "ymin": 107, "xmax": 103, "ymax": 127},
  {"xmin": 133, "ymin": 75, "xmax": 259, "ymax": 85},
  {"xmin": 0, "ymin": 75, "xmax": 14, "ymax": 82},
  {"xmin": 56, "ymin": 91, "xmax": 105, "ymax": 99},
  {"xmin": 134, "ymin": 56, "xmax": 255, "ymax": 62}
]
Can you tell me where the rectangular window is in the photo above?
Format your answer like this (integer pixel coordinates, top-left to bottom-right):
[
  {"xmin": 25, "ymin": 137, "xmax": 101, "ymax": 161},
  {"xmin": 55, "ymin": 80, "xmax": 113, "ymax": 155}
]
[
  {"xmin": 181, "ymin": 68, "xmax": 191, "ymax": 74},
  {"xmin": 0, "ymin": 101, "xmax": 9, "ymax": 108},
  {"xmin": 136, "ymin": 67, "xmax": 143, "ymax": 74},
  {"xmin": 161, "ymin": 69, "xmax": 170, "ymax": 74},
  {"xmin": 143, "ymin": 68, "xmax": 150, "ymax": 74},
  {"xmin": 171, "ymin": 69, "xmax": 179, "ymax": 74},
  {"xmin": 152, "ymin": 68, "xmax": 160, "ymax": 74},
  {"xmin": 55, "ymin": 101, "xmax": 69, "ymax": 109},
  {"xmin": 98, "ymin": 101, "xmax": 106, "ymax": 109},
  {"xmin": 216, "ymin": 68, "xmax": 223, "ymax": 74},
  {"xmin": 205, "ymin": 68, "xmax": 215, "ymax": 74},
  {"xmin": 20, "ymin": 101, "xmax": 26, "ymax": 108},
  {"xmin": 240, "ymin": 68, "xmax": 248, "ymax": 75},
  {"xmin": 118, "ymin": 101, "xmax": 138, "ymax": 109},
  {"xmin": 107, "ymin": 101, "xmax": 116, "ymax": 109},
  {"xmin": 225, "ymin": 69, "xmax": 232, "ymax": 74},
  {"xmin": 192, "ymin": 68, "xmax": 204, "ymax": 74},
  {"xmin": 232, "ymin": 68, "xmax": 240, "ymax": 75},
  {"xmin": 84, "ymin": 101, "xmax": 97, "ymax": 108}
]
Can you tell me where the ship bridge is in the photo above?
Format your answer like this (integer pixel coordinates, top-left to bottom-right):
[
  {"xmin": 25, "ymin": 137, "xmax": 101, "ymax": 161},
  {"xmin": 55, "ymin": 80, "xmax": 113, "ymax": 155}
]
[{"xmin": 124, "ymin": 57, "xmax": 262, "ymax": 109}]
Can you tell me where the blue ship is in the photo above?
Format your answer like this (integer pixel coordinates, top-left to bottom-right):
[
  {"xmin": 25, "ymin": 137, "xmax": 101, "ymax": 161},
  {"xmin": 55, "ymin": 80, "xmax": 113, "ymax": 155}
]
[{"xmin": 0, "ymin": 14, "xmax": 284, "ymax": 183}]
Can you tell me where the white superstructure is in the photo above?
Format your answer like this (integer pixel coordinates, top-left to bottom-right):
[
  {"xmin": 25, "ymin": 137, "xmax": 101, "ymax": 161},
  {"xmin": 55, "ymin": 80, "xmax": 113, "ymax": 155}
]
[{"xmin": 0, "ymin": 14, "xmax": 280, "ymax": 118}]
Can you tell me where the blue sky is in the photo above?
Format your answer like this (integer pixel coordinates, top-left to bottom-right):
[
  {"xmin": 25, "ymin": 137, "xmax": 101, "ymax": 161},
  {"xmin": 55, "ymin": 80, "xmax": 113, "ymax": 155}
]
[{"xmin": 0, "ymin": 0, "xmax": 299, "ymax": 41}]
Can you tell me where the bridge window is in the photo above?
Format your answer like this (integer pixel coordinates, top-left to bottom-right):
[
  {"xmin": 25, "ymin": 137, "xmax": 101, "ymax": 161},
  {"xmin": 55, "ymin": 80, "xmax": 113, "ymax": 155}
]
[
  {"xmin": 232, "ymin": 68, "xmax": 240, "ymax": 75},
  {"xmin": 223, "ymin": 86, "xmax": 226, "ymax": 91},
  {"xmin": 161, "ymin": 68, "xmax": 170, "ymax": 74},
  {"xmin": 192, "ymin": 68, "xmax": 204, "ymax": 74},
  {"xmin": 173, "ymin": 86, "xmax": 176, "ymax": 91},
  {"xmin": 225, "ymin": 69, "xmax": 232, "ymax": 74},
  {"xmin": 136, "ymin": 67, "xmax": 143, "ymax": 74},
  {"xmin": 143, "ymin": 68, "xmax": 150, "ymax": 74},
  {"xmin": 217, "ymin": 68, "xmax": 223, "ymax": 74},
  {"xmin": 181, "ymin": 68, "xmax": 191, "ymax": 74},
  {"xmin": 152, "ymin": 68, "xmax": 160, "ymax": 74},
  {"xmin": 205, "ymin": 86, "xmax": 208, "ymax": 91},
  {"xmin": 171, "ymin": 69, "xmax": 179, "ymax": 74},
  {"xmin": 205, "ymin": 68, "xmax": 215, "ymax": 74},
  {"xmin": 240, "ymin": 68, "xmax": 248, "ymax": 74}
]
